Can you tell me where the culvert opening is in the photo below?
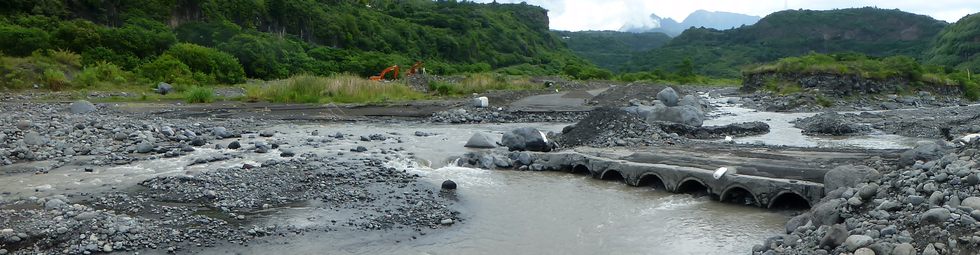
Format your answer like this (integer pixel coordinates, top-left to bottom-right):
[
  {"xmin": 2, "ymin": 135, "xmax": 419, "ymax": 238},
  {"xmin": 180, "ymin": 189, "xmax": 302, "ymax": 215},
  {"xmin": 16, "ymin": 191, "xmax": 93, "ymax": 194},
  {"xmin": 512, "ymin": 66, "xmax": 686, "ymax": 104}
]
[
  {"xmin": 636, "ymin": 175, "xmax": 667, "ymax": 191},
  {"xmin": 676, "ymin": 179, "xmax": 710, "ymax": 197},
  {"xmin": 769, "ymin": 192, "xmax": 811, "ymax": 210},
  {"xmin": 721, "ymin": 187, "xmax": 757, "ymax": 206},
  {"xmin": 600, "ymin": 170, "xmax": 625, "ymax": 182},
  {"xmin": 570, "ymin": 165, "xmax": 591, "ymax": 175}
]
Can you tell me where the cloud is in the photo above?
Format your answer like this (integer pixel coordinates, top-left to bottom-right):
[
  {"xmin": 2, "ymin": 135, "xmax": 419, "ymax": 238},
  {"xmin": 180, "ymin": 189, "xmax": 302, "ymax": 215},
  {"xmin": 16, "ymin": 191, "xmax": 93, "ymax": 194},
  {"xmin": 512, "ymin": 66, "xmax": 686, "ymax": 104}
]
[{"xmin": 471, "ymin": 0, "xmax": 978, "ymax": 31}]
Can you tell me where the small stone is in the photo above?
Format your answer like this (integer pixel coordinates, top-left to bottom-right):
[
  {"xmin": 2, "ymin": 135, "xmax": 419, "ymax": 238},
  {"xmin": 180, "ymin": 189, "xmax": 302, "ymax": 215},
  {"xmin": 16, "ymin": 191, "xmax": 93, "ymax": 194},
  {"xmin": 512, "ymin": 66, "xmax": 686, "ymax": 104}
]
[
  {"xmin": 907, "ymin": 195, "xmax": 925, "ymax": 205},
  {"xmin": 854, "ymin": 247, "xmax": 875, "ymax": 255},
  {"xmin": 16, "ymin": 120, "xmax": 31, "ymax": 130},
  {"xmin": 189, "ymin": 137, "xmax": 206, "ymax": 146},
  {"xmin": 236, "ymin": 215, "xmax": 245, "ymax": 220},
  {"xmin": 966, "ymin": 174, "xmax": 979, "ymax": 185},
  {"xmin": 922, "ymin": 243, "xmax": 939, "ymax": 255},
  {"xmin": 848, "ymin": 196, "xmax": 864, "ymax": 206},
  {"xmin": 919, "ymin": 208, "xmax": 950, "ymax": 225},
  {"xmin": 820, "ymin": 224, "xmax": 848, "ymax": 249},
  {"xmin": 928, "ymin": 191, "xmax": 944, "ymax": 205},
  {"xmin": 440, "ymin": 219, "xmax": 454, "ymax": 225},
  {"xmin": 259, "ymin": 130, "xmax": 274, "ymax": 137},
  {"xmin": 68, "ymin": 100, "xmax": 96, "ymax": 114},
  {"xmin": 228, "ymin": 141, "xmax": 241, "ymax": 149},
  {"xmin": 441, "ymin": 180, "xmax": 457, "ymax": 190},
  {"xmin": 891, "ymin": 243, "xmax": 914, "ymax": 255},
  {"xmin": 103, "ymin": 244, "xmax": 113, "ymax": 252},
  {"xmin": 844, "ymin": 235, "xmax": 874, "ymax": 251},
  {"xmin": 962, "ymin": 197, "xmax": 980, "ymax": 211},
  {"xmin": 351, "ymin": 146, "xmax": 368, "ymax": 153},
  {"xmin": 280, "ymin": 151, "xmax": 295, "ymax": 157}
]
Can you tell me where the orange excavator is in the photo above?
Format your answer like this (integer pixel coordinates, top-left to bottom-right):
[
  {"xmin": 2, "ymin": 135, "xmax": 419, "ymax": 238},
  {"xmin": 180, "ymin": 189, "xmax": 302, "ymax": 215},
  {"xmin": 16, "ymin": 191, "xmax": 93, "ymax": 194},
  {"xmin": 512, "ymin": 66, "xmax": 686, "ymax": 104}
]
[
  {"xmin": 369, "ymin": 61, "xmax": 424, "ymax": 81},
  {"xmin": 369, "ymin": 65, "xmax": 399, "ymax": 81}
]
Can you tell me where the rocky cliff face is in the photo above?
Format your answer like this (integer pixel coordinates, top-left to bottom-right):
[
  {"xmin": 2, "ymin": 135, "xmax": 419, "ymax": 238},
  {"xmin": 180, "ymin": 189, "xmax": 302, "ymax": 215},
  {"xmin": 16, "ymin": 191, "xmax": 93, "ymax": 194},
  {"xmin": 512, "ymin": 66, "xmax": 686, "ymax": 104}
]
[{"xmin": 741, "ymin": 72, "xmax": 963, "ymax": 97}]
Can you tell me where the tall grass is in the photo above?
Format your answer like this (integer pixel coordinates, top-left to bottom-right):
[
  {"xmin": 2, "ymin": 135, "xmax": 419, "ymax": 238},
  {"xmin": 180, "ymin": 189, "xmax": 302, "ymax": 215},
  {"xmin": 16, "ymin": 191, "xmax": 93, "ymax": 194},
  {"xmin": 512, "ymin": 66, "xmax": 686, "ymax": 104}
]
[
  {"xmin": 255, "ymin": 74, "xmax": 424, "ymax": 103},
  {"xmin": 429, "ymin": 73, "xmax": 540, "ymax": 95},
  {"xmin": 184, "ymin": 86, "xmax": 215, "ymax": 103}
]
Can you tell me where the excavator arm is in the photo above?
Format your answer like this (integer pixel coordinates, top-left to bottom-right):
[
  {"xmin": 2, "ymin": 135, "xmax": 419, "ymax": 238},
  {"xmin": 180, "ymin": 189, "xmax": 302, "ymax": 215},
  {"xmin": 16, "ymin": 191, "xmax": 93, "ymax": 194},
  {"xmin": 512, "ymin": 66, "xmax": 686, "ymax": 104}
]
[{"xmin": 369, "ymin": 65, "xmax": 399, "ymax": 81}]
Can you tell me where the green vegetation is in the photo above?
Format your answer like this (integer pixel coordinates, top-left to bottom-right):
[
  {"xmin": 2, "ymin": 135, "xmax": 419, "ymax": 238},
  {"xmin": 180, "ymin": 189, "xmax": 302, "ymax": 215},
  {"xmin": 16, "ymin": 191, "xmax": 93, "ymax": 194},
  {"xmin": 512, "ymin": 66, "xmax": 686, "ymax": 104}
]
[
  {"xmin": 926, "ymin": 13, "xmax": 980, "ymax": 73},
  {"xmin": 555, "ymin": 31, "xmax": 671, "ymax": 72},
  {"xmin": 250, "ymin": 74, "xmax": 424, "ymax": 104},
  {"xmin": 0, "ymin": 0, "xmax": 606, "ymax": 91},
  {"xmin": 428, "ymin": 73, "xmax": 540, "ymax": 96},
  {"xmin": 622, "ymin": 8, "xmax": 948, "ymax": 77},
  {"xmin": 747, "ymin": 53, "xmax": 979, "ymax": 100},
  {"xmin": 184, "ymin": 86, "xmax": 216, "ymax": 103}
]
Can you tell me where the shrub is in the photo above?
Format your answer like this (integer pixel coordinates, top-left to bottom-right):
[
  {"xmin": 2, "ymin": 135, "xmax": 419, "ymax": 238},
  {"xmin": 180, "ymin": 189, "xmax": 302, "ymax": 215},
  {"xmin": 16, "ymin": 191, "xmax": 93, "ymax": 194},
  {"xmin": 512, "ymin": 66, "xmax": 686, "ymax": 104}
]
[
  {"xmin": 139, "ymin": 54, "xmax": 194, "ymax": 85},
  {"xmin": 255, "ymin": 74, "xmax": 424, "ymax": 103},
  {"xmin": 0, "ymin": 24, "xmax": 51, "ymax": 56},
  {"xmin": 42, "ymin": 68, "xmax": 69, "ymax": 90},
  {"xmin": 76, "ymin": 61, "xmax": 131, "ymax": 87},
  {"xmin": 184, "ymin": 86, "xmax": 216, "ymax": 103},
  {"xmin": 48, "ymin": 49, "xmax": 82, "ymax": 68},
  {"xmin": 164, "ymin": 43, "xmax": 245, "ymax": 84}
]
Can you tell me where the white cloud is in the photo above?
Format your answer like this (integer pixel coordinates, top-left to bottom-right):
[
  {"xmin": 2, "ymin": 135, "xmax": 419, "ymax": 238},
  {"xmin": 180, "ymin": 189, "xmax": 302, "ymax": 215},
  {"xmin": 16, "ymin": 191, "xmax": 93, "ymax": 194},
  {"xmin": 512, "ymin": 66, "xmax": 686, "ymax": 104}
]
[{"xmin": 471, "ymin": 0, "xmax": 978, "ymax": 31}]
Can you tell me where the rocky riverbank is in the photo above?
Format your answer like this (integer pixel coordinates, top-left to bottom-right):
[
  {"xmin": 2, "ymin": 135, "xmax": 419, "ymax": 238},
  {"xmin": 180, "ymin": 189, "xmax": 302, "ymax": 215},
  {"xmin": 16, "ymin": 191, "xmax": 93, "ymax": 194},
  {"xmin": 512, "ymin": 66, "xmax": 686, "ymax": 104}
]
[{"xmin": 754, "ymin": 141, "xmax": 980, "ymax": 255}]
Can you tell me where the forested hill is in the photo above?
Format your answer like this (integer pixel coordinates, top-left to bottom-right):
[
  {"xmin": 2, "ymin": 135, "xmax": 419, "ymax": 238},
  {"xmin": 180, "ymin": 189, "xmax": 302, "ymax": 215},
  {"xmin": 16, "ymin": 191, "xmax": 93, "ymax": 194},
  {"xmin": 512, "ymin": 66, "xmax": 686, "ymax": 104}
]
[
  {"xmin": 927, "ymin": 13, "xmax": 980, "ymax": 73},
  {"xmin": 0, "ymin": 0, "xmax": 603, "ymax": 82},
  {"xmin": 555, "ymin": 30, "xmax": 671, "ymax": 72},
  {"xmin": 621, "ymin": 7, "xmax": 950, "ymax": 77}
]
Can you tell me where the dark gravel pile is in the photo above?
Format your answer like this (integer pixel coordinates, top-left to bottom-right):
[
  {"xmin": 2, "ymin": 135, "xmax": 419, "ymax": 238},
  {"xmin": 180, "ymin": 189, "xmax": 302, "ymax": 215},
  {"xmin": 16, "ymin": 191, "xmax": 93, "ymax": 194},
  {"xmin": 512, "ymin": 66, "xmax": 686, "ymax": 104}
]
[
  {"xmin": 554, "ymin": 107, "xmax": 680, "ymax": 148},
  {"xmin": 660, "ymin": 121, "xmax": 770, "ymax": 139},
  {"xmin": 793, "ymin": 112, "xmax": 871, "ymax": 136},
  {"xmin": 0, "ymin": 102, "xmax": 252, "ymax": 167},
  {"xmin": 429, "ymin": 106, "xmax": 586, "ymax": 124},
  {"xmin": 754, "ymin": 141, "xmax": 980, "ymax": 254},
  {"xmin": 0, "ymin": 155, "xmax": 458, "ymax": 254}
]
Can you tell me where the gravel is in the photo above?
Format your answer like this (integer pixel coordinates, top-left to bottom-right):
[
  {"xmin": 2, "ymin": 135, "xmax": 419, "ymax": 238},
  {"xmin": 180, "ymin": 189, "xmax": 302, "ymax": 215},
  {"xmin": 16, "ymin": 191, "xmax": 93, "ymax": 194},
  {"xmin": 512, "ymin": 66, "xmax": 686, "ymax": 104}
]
[{"xmin": 755, "ymin": 140, "xmax": 980, "ymax": 254}]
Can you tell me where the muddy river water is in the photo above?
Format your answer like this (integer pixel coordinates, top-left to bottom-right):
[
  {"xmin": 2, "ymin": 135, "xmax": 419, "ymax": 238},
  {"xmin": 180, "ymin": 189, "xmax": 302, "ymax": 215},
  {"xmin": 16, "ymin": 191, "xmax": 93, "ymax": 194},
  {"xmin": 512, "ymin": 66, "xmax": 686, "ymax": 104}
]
[{"xmin": 0, "ymin": 99, "xmax": 930, "ymax": 254}]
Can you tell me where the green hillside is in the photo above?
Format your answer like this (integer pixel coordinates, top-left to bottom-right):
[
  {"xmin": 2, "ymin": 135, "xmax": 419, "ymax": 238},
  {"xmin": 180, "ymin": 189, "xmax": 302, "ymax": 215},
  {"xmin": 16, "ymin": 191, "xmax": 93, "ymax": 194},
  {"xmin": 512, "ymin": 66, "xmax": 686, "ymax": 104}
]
[
  {"xmin": 622, "ymin": 7, "xmax": 948, "ymax": 77},
  {"xmin": 927, "ymin": 13, "xmax": 980, "ymax": 73},
  {"xmin": 0, "ymin": 0, "xmax": 603, "ymax": 90},
  {"xmin": 555, "ymin": 30, "xmax": 671, "ymax": 72}
]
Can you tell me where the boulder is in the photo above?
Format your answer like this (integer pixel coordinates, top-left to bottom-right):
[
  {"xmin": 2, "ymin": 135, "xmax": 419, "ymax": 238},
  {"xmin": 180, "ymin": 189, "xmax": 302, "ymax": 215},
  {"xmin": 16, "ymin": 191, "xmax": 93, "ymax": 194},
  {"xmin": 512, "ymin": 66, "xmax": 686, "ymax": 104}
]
[
  {"xmin": 189, "ymin": 137, "xmax": 206, "ymax": 146},
  {"xmin": 961, "ymin": 196, "xmax": 980, "ymax": 211},
  {"xmin": 136, "ymin": 141, "xmax": 154, "ymax": 153},
  {"xmin": 23, "ymin": 131, "xmax": 44, "ymax": 145},
  {"xmin": 155, "ymin": 82, "xmax": 173, "ymax": 95},
  {"xmin": 819, "ymin": 224, "xmax": 848, "ymax": 249},
  {"xmin": 891, "ymin": 243, "xmax": 915, "ymax": 255},
  {"xmin": 68, "ymin": 100, "xmax": 96, "ymax": 114},
  {"xmin": 227, "ymin": 141, "xmax": 241, "ymax": 150},
  {"xmin": 794, "ymin": 112, "xmax": 868, "ymax": 135},
  {"xmin": 464, "ymin": 132, "xmax": 497, "ymax": 148},
  {"xmin": 15, "ymin": 120, "xmax": 31, "ymax": 130},
  {"xmin": 501, "ymin": 127, "xmax": 552, "ymax": 152},
  {"xmin": 471, "ymin": 96, "xmax": 489, "ymax": 108},
  {"xmin": 646, "ymin": 104, "xmax": 704, "ymax": 127},
  {"xmin": 824, "ymin": 165, "xmax": 881, "ymax": 193},
  {"xmin": 679, "ymin": 94, "xmax": 703, "ymax": 112},
  {"xmin": 812, "ymin": 199, "xmax": 844, "ymax": 226},
  {"xmin": 843, "ymin": 235, "xmax": 873, "ymax": 251},
  {"xmin": 919, "ymin": 208, "xmax": 950, "ymax": 225},
  {"xmin": 899, "ymin": 142, "xmax": 943, "ymax": 166},
  {"xmin": 441, "ymin": 180, "xmax": 457, "ymax": 190},
  {"xmin": 656, "ymin": 87, "xmax": 679, "ymax": 106},
  {"xmin": 211, "ymin": 127, "xmax": 236, "ymax": 139}
]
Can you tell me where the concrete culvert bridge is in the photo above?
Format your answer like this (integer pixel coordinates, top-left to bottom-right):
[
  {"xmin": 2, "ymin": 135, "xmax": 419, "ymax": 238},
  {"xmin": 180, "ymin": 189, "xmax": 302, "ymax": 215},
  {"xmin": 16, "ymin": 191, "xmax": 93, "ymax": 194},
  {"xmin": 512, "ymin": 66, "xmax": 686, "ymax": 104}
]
[
  {"xmin": 675, "ymin": 178, "xmax": 710, "ymax": 195},
  {"xmin": 532, "ymin": 151, "xmax": 835, "ymax": 209},
  {"xmin": 720, "ymin": 185, "xmax": 759, "ymax": 207},
  {"xmin": 636, "ymin": 174, "xmax": 667, "ymax": 191},
  {"xmin": 600, "ymin": 169, "xmax": 625, "ymax": 182},
  {"xmin": 768, "ymin": 191, "xmax": 812, "ymax": 209}
]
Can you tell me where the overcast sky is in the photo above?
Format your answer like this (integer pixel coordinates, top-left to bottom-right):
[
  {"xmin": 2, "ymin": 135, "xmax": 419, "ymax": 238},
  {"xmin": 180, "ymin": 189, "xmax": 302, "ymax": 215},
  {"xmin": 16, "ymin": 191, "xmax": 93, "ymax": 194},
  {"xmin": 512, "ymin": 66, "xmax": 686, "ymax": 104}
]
[{"xmin": 471, "ymin": 0, "xmax": 978, "ymax": 31}]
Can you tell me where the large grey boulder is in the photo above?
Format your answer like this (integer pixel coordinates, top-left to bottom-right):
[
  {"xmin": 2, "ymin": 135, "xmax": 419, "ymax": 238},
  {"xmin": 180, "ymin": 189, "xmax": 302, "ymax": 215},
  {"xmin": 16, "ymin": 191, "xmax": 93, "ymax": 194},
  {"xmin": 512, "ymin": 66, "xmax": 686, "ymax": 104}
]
[
  {"xmin": 23, "ymin": 131, "xmax": 44, "ymax": 145},
  {"xmin": 919, "ymin": 208, "xmax": 950, "ymax": 225},
  {"xmin": 843, "ymin": 235, "xmax": 873, "ymax": 251},
  {"xmin": 646, "ymin": 104, "xmax": 704, "ymax": 127},
  {"xmin": 963, "ymin": 197, "xmax": 980, "ymax": 211},
  {"xmin": 678, "ymin": 95, "xmax": 703, "ymax": 112},
  {"xmin": 155, "ymin": 82, "xmax": 173, "ymax": 95},
  {"xmin": 501, "ymin": 127, "xmax": 552, "ymax": 152},
  {"xmin": 136, "ymin": 141, "xmax": 154, "ymax": 153},
  {"xmin": 211, "ymin": 127, "xmax": 236, "ymax": 139},
  {"xmin": 464, "ymin": 132, "xmax": 497, "ymax": 149},
  {"xmin": 68, "ymin": 100, "xmax": 96, "ymax": 114},
  {"xmin": 811, "ymin": 199, "xmax": 844, "ymax": 226},
  {"xmin": 819, "ymin": 224, "xmax": 848, "ymax": 249},
  {"xmin": 656, "ymin": 87, "xmax": 679, "ymax": 106},
  {"xmin": 824, "ymin": 165, "xmax": 881, "ymax": 193},
  {"xmin": 899, "ymin": 142, "xmax": 943, "ymax": 166}
]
